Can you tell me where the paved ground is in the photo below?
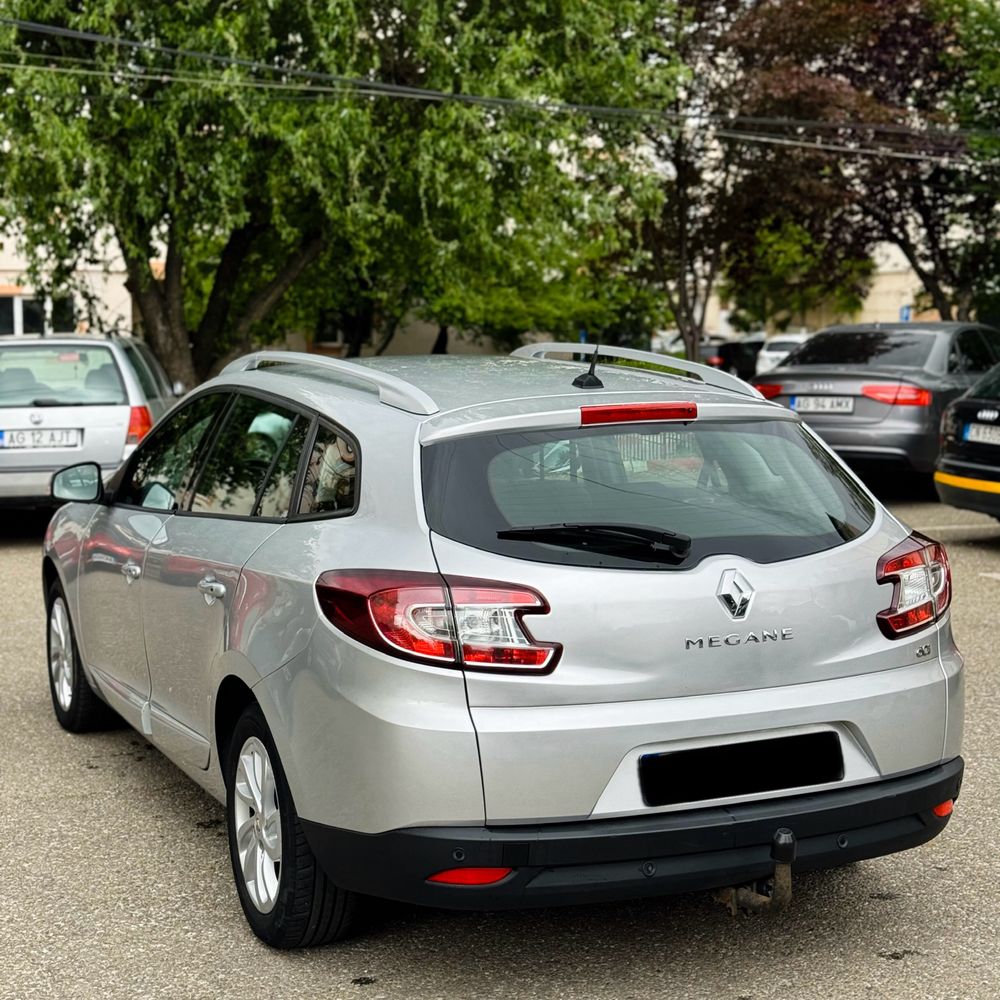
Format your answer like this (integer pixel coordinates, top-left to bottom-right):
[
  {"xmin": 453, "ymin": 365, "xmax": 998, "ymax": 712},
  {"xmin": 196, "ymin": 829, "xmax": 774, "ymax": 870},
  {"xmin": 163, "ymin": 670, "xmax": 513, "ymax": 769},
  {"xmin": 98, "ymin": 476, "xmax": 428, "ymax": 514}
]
[{"xmin": 2, "ymin": 478, "xmax": 999, "ymax": 1000}]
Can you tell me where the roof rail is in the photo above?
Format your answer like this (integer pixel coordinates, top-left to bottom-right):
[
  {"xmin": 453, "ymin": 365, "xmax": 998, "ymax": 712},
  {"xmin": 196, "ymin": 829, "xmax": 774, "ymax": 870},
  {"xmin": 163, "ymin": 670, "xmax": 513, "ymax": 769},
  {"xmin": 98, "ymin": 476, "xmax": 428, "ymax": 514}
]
[
  {"xmin": 510, "ymin": 342, "xmax": 761, "ymax": 399},
  {"xmin": 220, "ymin": 351, "xmax": 439, "ymax": 415}
]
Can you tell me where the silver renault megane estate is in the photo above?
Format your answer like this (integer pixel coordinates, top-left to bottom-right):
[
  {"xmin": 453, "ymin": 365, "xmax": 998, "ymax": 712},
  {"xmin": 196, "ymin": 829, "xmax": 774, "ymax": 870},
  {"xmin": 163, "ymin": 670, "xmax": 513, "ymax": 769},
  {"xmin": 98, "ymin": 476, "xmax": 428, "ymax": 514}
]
[{"xmin": 42, "ymin": 344, "xmax": 964, "ymax": 948}]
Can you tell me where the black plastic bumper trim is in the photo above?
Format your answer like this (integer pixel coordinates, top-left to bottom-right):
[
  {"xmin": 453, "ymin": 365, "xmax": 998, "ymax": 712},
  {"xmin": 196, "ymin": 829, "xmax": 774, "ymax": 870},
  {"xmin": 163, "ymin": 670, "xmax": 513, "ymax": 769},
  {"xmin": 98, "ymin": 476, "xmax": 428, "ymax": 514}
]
[{"xmin": 300, "ymin": 757, "xmax": 963, "ymax": 910}]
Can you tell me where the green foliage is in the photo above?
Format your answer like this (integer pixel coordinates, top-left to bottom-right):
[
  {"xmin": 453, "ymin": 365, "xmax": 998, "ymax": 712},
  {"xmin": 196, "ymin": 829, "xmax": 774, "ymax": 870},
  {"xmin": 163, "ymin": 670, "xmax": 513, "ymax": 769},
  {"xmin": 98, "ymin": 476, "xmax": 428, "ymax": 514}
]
[
  {"xmin": 722, "ymin": 218, "xmax": 873, "ymax": 331},
  {"xmin": 0, "ymin": 1, "xmax": 679, "ymax": 378}
]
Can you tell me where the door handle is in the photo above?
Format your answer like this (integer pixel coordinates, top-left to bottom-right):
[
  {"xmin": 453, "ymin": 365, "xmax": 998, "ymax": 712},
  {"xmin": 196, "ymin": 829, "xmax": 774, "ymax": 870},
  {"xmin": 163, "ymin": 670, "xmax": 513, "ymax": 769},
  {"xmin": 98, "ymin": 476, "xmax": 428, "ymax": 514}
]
[
  {"xmin": 197, "ymin": 575, "xmax": 226, "ymax": 605},
  {"xmin": 121, "ymin": 561, "xmax": 141, "ymax": 583}
]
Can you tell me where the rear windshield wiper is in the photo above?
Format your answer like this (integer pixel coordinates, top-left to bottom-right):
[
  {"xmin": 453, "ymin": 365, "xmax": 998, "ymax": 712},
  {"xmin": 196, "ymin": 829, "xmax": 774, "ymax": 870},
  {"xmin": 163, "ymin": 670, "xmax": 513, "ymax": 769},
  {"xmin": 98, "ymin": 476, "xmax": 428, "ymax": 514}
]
[
  {"xmin": 29, "ymin": 398, "xmax": 122, "ymax": 407},
  {"xmin": 497, "ymin": 522, "xmax": 692, "ymax": 562}
]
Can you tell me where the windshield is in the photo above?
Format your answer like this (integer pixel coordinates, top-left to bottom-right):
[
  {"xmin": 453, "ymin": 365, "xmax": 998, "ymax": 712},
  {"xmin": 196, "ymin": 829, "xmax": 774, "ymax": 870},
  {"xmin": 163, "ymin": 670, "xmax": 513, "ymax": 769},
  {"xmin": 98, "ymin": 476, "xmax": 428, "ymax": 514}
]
[
  {"xmin": 422, "ymin": 419, "xmax": 875, "ymax": 570},
  {"xmin": 0, "ymin": 345, "xmax": 126, "ymax": 407},
  {"xmin": 783, "ymin": 330, "xmax": 935, "ymax": 368}
]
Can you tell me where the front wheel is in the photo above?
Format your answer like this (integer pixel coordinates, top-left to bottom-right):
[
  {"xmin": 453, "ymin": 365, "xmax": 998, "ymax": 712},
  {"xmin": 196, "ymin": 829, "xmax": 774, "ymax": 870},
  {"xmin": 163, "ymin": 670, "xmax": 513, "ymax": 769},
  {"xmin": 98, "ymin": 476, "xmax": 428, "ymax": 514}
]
[
  {"xmin": 46, "ymin": 581, "xmax": 119, "ymax": 732},
  {"xmin": 225, "ymin": 703, "xmax": 358, "ymax": 948}
]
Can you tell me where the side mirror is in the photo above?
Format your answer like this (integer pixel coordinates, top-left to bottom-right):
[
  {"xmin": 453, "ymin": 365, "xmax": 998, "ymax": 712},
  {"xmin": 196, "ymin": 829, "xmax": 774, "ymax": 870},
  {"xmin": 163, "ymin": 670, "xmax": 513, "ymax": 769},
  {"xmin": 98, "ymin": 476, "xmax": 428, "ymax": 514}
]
[
  {"xmin": 52, "ymin": 462, "xmax": 103, "ymax": 503},
  {"xmin": 172, "ymin": 380, "xmax": 187, "ymax": 397}
]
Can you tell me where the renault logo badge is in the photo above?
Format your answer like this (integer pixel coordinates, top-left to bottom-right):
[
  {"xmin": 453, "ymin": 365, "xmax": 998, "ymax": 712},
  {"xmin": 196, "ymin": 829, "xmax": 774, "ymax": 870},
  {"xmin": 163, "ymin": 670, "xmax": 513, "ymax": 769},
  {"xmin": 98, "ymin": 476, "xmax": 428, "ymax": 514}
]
[{"xmin": 717, "ymin": 569, "xmax": 754, "ymax": 620}]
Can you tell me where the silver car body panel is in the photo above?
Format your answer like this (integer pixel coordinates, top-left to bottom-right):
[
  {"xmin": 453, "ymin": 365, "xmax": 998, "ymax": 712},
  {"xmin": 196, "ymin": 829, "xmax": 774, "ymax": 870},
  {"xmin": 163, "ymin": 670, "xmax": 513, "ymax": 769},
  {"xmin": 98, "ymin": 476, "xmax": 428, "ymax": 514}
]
[{"xmin": 42, "ymin": 351, "xmax": 963, "ymax": 839}]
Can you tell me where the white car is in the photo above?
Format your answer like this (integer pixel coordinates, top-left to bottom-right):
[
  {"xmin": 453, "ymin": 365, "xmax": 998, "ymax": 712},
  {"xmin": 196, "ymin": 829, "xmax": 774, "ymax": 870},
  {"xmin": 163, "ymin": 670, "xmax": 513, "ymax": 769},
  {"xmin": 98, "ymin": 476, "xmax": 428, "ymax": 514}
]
[{"xmin": 755, "ymin": 333, "xmax": 812, "ymax": 375}]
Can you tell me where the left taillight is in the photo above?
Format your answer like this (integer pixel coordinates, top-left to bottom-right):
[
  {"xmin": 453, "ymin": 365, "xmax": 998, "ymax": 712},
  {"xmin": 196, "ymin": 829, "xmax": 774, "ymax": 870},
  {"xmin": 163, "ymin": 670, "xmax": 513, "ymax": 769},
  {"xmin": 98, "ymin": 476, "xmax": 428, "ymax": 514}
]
[
  {"xmin": 126, "ymin": 405, "xmax": 153, "ymax": 445},
  {"xmin": 315, "ymin": 570, "xmax": 561, "ymax": 673},
  {"xmin": 876, "ymin": 532, "xmax": 951, "ymax": 639}
]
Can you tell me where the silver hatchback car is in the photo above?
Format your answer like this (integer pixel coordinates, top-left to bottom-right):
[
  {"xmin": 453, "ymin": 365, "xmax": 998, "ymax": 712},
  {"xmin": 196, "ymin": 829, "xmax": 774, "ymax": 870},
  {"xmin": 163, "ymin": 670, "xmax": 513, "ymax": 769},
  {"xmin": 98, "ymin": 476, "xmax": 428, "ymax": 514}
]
[
  {"xmin": 42, "ymin": 345, "xmax": 964, "ymax": 948},
  {"xmin": 0, "ymin": 334, "xmax": 179, "ymax": 507}
]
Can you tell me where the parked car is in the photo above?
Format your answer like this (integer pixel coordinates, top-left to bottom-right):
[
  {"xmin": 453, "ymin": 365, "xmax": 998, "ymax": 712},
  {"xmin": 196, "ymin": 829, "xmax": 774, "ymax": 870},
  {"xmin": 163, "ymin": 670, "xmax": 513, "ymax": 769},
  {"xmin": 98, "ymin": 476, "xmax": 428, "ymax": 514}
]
[
  {"xmin": 935, "ymin": 363, "xmax": 1000, "ymax": 517},
  {"xmin": 752, "ymin": 322, "xmax": 1000, "ymax": 472},
  {"xmin": 43, "ymin": 345, "xmax": 963, "ymax": 948},
  {"xmin": 653, "ymin": 331, "xmax": 730, "ymax": 368},
  {"xmin": 716, "ymin": 330, "xmax": 767, "ymax": 380},
  {"xmin": 0, "ymin": 334, "xmax": 180, "ymax": 507},
  {"xmin": 755, "ymin": 332, "xmax": 812, "ymax": 375}
]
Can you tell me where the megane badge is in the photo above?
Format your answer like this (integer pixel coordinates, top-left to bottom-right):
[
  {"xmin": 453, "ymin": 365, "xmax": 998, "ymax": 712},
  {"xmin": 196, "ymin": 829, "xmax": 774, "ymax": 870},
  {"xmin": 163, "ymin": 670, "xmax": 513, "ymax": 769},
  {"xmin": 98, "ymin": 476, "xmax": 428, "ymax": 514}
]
[{"xmin": 717, "ymin": 569, "xmax": 754, "ymax": 620}]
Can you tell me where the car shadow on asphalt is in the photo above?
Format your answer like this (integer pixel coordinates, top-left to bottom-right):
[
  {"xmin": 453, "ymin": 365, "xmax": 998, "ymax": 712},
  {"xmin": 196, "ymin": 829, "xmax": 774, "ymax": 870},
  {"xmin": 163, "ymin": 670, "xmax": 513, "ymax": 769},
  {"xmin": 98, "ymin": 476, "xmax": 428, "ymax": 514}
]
[{"xmin": 0, "ymin": 508, "xmax": 52, "ymax": 543}]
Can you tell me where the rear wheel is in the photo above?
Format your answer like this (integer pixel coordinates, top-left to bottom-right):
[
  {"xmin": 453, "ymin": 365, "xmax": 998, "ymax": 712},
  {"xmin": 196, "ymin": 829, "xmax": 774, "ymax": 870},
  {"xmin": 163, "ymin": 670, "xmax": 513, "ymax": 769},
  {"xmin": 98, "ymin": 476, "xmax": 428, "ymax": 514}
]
[
  {"xmin": 225, "ymin": 703, "xmax": 357, "ymax": 948},
  {"xmin": 46, "ymin": 581, "xmax": 119, "ymax": 732}
]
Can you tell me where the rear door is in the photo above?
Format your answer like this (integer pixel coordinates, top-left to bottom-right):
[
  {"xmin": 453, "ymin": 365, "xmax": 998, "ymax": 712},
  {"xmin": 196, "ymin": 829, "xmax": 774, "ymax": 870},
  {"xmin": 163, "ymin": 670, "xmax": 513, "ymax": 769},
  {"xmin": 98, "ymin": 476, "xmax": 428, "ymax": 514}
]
[
  {"xmin": 0, "ymin": 342, "xmax": 132, "ymax": 474},
  {"xmin": 120, "ymin": 340, "xmax": 170, "ymax": 420},
  {"xmin": 76, "ymin": 392, "xmax": 227, "ymax": 727},
  {"xmin": 141, "ymin": 393, "xmax": 310, "ymax": 769}
]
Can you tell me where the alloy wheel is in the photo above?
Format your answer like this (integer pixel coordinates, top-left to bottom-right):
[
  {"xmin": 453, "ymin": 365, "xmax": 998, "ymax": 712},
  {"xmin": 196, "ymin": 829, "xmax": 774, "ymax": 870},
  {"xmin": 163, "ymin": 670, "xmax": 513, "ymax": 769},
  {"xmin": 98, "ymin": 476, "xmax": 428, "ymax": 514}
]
[{"xmin": 233, "ymin": 736, "xmax": 282, "ymax": 913}]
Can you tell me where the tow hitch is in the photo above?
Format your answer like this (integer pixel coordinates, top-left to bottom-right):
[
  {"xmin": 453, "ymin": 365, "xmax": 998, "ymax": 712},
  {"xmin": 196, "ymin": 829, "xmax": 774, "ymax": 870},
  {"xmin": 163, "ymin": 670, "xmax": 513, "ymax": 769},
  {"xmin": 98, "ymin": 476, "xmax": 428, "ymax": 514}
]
[{"xmin": 715, "ymin": 828, "xmax": 797, "ymax": 916}]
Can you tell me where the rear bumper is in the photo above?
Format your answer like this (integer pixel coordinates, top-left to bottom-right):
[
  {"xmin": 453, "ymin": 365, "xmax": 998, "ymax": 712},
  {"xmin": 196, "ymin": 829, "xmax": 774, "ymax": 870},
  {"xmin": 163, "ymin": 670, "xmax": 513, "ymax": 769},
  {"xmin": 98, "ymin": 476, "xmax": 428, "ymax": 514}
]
[
  {"xmin": 808, "ymin": 424, "xmax": 937, "ymax": 473},
  {"xmin": 301, "ymin": 756, "xmax": 963, "ymax": 910},
  {"xmin": 934, "ymin": 462, "xmax": 1000, "ymax": 517},
  {"xmin": 0, "ymin": 465, "xmax": 116, "ymax": 506}
]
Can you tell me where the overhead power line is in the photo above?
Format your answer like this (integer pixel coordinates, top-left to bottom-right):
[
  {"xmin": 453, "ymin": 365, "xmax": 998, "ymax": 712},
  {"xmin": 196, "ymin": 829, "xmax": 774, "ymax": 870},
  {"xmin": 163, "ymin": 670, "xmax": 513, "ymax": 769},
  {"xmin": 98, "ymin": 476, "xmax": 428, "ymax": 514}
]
[{"xmin": 0, "ymin": 16, "xmax": 994, "ymax": 167}]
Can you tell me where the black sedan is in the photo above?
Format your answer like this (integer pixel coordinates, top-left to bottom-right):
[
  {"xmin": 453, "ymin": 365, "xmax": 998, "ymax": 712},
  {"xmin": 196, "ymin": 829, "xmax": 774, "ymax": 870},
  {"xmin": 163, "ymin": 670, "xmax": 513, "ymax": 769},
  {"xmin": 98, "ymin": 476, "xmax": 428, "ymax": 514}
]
[
  {"xmin": 752, "ymin": 322, "xmax": 1000, "ymax": 473},
  {"xmin": 935, "ymin": 364, "xmax": 1000, "ymax": 517}
]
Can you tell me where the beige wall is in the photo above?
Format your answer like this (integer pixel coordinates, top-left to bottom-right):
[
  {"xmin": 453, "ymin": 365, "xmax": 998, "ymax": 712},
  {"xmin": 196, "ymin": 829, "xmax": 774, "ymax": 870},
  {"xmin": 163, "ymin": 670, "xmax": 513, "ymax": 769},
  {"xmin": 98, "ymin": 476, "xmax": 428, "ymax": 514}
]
[{"xmin": 0, "ymin": 233, "xmax": 132, "ymax": 333}]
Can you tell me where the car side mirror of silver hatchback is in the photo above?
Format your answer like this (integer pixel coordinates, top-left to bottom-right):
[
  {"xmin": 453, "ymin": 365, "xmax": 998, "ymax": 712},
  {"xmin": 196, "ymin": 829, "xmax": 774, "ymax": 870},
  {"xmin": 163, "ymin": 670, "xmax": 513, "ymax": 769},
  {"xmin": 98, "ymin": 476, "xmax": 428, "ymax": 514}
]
[
  {"xmin": 52, "ymin": 462, "xmax": 103, "ymax": 503},
  {"xmin": 172, "ymin": 380, "xmax": 187, "ymax": 397}
]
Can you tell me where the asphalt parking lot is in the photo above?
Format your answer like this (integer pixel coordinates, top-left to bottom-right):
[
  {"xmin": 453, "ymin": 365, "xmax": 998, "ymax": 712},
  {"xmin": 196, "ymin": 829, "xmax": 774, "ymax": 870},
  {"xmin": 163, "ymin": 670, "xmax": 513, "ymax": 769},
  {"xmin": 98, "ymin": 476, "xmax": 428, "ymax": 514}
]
[{"xmin": 2, "ymin": 477, "xmax": 999, "ymax": 1000}]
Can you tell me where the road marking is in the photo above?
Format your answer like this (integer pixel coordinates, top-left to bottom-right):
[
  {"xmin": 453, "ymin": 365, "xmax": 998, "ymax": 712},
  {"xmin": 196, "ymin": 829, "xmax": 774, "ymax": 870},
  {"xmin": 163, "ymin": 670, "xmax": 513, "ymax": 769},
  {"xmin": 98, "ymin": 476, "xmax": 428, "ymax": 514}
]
[{"xmin": 979, "ymin": 572, "xmax": 1000, "ymax": 582}]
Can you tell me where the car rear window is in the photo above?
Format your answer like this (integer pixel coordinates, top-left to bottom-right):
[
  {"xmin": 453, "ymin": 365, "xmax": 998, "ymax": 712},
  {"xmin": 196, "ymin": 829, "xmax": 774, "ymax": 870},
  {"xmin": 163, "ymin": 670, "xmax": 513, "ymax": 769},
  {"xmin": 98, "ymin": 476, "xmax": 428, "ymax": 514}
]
[
  {"xmin": 967, "ymin": 364, "xmax": 1000, "ymax": 401},
  {"xmin": 767, "ymin": 339, "xmax": 802, "ymax": 352},
  {"xmin": 422, "ymin": 420, "xmax": 875, "ymax": 570},
  {"xmin": 0, "ymin": 345, "xmax": 126, "ymax": 407},
  {"xmin": 783, "ymin": 330, "xmax": 935, "ymax": 368}
]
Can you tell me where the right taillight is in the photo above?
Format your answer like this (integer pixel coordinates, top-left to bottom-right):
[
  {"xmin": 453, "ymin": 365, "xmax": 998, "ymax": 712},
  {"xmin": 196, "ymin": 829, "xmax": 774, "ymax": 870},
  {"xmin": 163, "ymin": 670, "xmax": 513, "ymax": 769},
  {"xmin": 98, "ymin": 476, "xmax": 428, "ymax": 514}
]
[
  {"xmin": 862, "ymin": 383, "xmax": 932, "ymax": 406},
  {"xmin": 753, "ymin": 383, "xmax": 782, "ymax": 400},
  {"xmin": 876, "ymin": 532, "xmax": 951, "ymax": 639},
  {"xmin": 315, "ymin": 570, "xmax": 560, "ymax": 673}
]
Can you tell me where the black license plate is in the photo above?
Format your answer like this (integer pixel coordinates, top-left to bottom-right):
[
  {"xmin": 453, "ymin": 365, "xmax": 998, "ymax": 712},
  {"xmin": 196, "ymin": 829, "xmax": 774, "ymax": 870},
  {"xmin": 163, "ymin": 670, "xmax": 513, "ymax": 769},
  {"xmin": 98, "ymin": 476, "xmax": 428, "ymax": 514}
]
[{"xmin": 639, "ymin": 731, "xmax": 844, "ymax": 807}]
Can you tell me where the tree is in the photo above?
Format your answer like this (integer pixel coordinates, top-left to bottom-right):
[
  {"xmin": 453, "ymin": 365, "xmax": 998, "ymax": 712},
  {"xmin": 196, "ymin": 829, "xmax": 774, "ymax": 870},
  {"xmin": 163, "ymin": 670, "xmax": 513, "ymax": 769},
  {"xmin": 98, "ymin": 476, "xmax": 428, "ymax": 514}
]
[
  {"xmin": 722, "ymin": 217, "xmax": 873, "ymax": 331},
  {"xmin": 0, "ymin": 2, "xmax": 677, "ymax": 382}
]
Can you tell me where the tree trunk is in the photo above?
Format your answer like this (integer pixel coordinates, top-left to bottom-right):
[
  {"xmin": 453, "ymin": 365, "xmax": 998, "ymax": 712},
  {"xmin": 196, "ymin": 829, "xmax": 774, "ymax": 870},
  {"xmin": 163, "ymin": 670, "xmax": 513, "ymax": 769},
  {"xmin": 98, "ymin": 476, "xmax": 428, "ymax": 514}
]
[{"xmin": 431, "ymin": 324, "xmax": 449, "ymax": 354}]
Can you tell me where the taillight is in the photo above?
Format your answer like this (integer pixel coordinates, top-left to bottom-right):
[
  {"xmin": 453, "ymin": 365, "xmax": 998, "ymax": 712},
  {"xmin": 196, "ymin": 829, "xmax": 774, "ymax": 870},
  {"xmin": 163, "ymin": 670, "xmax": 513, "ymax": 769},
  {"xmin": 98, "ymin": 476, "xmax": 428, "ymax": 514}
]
[
  {"xmin": 315, "ymin": 570, "xmax": 561, "ymax": 672},
  {"xmin": 126, "ymin": 405, "xmax": 153, "ymax": 445},
  {"xmin": 862, "ymin": 384, "xmax": 932, "ymax": 406},
  {"xmin": 753, "ymin": 383, "xmax": 782, "ymax": 400},
  {"xmin": 707, "ymin": 354, "xmax": 723, "ymax": 367},
  {"xmin": 876, "ymin": 532, "xmax": 951, "ymax": 639},
  {"xmin": 580, "ymin": 402, "xmax": 697, "ymax": 425}
]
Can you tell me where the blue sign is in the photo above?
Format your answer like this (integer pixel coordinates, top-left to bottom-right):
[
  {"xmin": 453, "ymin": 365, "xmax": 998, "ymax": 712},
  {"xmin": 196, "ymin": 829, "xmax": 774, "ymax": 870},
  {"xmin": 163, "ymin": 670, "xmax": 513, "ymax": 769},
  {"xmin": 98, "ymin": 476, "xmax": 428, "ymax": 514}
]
[{"xmin": 899, "ymin": 304, "xmax": 912, "ymax": 322}]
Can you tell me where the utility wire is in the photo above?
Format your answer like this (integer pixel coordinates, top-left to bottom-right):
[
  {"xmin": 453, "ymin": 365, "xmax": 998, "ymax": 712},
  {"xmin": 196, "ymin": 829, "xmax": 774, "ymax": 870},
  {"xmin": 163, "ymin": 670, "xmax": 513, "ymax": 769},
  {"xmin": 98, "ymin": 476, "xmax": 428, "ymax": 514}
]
[{"xmin": 1, "ymin": 14, "xmax": 993, "ymax": 145}]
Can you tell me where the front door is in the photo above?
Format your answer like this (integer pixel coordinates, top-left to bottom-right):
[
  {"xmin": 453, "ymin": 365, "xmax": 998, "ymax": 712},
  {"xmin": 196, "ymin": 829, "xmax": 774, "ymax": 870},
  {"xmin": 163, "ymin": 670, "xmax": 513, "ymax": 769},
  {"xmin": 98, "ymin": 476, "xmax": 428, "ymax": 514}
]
[{"xmin": 79, "ymin": 391, "xmax": 231, "ymax": 728}]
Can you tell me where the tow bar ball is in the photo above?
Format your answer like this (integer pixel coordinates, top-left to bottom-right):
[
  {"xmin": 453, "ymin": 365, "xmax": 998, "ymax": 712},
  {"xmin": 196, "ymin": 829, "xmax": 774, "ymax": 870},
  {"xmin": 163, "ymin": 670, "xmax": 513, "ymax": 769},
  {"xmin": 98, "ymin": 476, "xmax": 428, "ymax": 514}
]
[{"xmin": 716, "ymin": 828, "xmax": 798, "ymax": 916}]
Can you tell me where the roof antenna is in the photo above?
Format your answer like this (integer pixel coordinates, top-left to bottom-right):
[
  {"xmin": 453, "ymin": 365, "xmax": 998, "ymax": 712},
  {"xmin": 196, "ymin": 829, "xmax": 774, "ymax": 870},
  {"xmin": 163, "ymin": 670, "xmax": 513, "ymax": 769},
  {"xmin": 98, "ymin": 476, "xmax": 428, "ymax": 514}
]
[{"xmin": 572, "ymin": 341, "xmax": 604, "ymax": 389}]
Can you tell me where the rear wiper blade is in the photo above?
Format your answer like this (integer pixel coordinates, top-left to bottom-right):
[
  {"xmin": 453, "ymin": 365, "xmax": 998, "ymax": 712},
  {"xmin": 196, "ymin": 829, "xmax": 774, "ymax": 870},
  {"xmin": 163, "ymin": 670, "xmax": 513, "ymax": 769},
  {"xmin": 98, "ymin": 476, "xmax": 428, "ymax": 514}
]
[
  {"xmin": 497, "ymin": 522, "xmax": 692, "ymax": 561},
  {"xmin": 29, "ymin": 398, "xmax": 121, "ymax": 407}
]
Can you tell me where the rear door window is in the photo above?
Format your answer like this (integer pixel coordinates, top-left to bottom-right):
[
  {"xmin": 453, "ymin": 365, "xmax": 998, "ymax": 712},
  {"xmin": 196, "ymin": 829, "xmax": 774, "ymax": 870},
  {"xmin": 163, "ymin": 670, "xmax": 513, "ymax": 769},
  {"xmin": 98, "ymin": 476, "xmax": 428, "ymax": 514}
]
[
  {"xmin": 0, "ymin": 344, "xmax": 126, "ymax": 406},
  {"xmin": 784, "ymin": 330, "xmax": 935, "ymax": 368},
  {"xmin": 188, "ymin": 395, "xmax": 299, "ymax": 518},
  {"xmin": 118, "ymin": 393, "xmax": 226, "ymax": 510},
  {"xmin": 948, "ymin": 329, "xmax": 994, "ymax": 374},
  {"xmin": 121, "ymin": 343, "xmax": 160, "ymax": 400},
  {"xmin": 423, "ymin": 420, "xmax": 875, "ymax": 570}
]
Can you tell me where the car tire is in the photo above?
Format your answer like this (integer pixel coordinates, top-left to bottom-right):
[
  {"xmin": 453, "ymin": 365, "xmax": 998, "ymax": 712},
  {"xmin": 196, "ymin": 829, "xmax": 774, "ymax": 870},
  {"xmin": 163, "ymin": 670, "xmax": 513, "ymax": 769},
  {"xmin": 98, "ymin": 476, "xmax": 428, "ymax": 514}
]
[
  {"xmin": 225, "ymin": 703, "xmax": 358, "ymax": 948},
  {"xmin": 46, "ymin": 580, "xmax": 120, "ymax": 733}
]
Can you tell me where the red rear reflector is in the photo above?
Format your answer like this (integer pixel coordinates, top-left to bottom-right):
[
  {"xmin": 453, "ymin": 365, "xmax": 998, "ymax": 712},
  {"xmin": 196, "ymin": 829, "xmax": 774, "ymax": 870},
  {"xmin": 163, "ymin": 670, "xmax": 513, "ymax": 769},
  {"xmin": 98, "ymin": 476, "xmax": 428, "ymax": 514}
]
[
  {"xmin": 580, "ymin": 402, "xmax": 697, "ymax": 425},
  {"xmin": 753, "ymin": 383, "xmax": 782, "ymax": 400},
  {"xmin": 126, "ymin": 405, "xmax": 153, "ymax": 445},
  {"xmin": 427, "ymin": 867, "xmax": 513, "ymax": 886},
  {"xmin": 931, "ymin": 799, "xmax": 954, "ymax": 818},
  {"xmin": 862, "ymin": 384, "xmax": 932, "ymax": 406}
]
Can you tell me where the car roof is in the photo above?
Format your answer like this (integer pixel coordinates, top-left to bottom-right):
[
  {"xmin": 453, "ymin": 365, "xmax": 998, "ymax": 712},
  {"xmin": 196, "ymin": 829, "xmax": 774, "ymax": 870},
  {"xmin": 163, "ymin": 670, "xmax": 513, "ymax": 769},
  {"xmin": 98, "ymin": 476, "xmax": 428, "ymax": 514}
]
[
  {"xmin": 212, "ymin": 351, "xmax": 790, "ymax": 442},
  {"xmin": 0, "ymin": 333, "xmax": 131, "ymax": 347},
  {"xmin": 816, "ymin": 322, "xmax": 991, "ymax": 335}
]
